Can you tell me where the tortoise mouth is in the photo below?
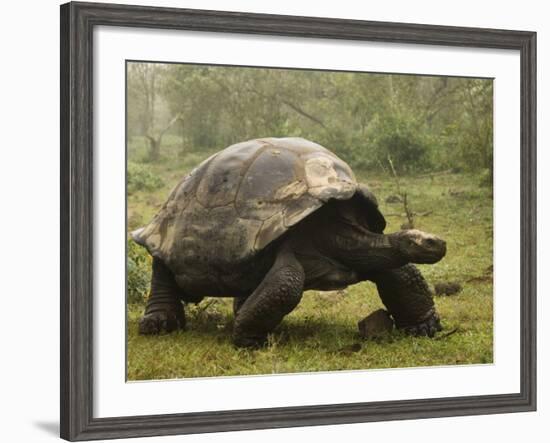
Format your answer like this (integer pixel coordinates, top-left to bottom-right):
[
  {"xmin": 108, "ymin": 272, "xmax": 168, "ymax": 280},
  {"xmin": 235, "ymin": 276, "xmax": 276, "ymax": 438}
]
[{"xmin": 415, "ymin": 238, "xmax": 447, "ymax": 263}]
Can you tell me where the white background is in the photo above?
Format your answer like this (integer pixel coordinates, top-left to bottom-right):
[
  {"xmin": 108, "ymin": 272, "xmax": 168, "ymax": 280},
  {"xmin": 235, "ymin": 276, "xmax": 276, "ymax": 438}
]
[{"xmin": 0, "ymin": 0, "xmax": 546, "ymax": 442}]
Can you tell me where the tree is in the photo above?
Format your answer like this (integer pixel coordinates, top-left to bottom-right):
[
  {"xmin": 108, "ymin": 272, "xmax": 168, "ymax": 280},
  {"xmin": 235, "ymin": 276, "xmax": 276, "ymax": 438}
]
[
  {"xmin": 127, "ymin": 63, "xmax": 178, "ymax": 161},
  {"xmin": 128, "ymin": 62, "xmax": 493, "ymax": 175}
]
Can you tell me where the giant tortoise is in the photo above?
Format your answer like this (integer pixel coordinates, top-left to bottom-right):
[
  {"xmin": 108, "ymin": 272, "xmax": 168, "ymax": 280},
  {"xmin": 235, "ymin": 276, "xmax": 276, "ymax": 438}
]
[{"xmin": 132, "ymin": 137, "xmax": 446, "ymax": 348}]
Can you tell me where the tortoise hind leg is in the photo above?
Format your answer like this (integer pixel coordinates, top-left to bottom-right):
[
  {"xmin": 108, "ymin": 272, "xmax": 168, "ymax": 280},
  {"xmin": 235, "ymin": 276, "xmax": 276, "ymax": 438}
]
[
  {"xmin": 370, "ymin": 264, "xmax": 442, "ymax": 337},
  {"xmin": 138, "ymin": 258, "xmax": 186, "ymax": 335},
  {"xmin": 233, "ymin": 246, "xmax": 305, "ymax": 348}
]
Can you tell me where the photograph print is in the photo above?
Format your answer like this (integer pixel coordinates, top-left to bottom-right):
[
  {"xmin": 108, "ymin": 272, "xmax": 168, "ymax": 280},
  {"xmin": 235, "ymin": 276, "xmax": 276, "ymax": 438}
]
[{"xmin": 126, "ymin": 61, "xmax": 493, "ymax": 381}]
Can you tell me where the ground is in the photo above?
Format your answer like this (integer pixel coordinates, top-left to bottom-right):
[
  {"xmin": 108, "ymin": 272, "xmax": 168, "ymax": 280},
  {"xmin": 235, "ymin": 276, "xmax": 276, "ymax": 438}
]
[{"xmin": 126, "ymin": 136, "xmax": 493, "ymax": 380}]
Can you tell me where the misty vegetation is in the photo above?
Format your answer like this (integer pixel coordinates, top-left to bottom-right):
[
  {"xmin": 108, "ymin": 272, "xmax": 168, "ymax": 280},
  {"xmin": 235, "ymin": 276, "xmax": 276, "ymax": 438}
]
[{"xmin": 127, "ymin": 62, "xmax": 492, "ymax": 174}]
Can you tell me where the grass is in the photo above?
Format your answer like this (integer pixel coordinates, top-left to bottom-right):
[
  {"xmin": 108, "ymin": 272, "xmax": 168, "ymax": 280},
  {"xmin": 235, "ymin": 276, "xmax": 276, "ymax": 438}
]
[{"xmin": 127, "ymin": 136, "xmax": 493, "ymax": 380}]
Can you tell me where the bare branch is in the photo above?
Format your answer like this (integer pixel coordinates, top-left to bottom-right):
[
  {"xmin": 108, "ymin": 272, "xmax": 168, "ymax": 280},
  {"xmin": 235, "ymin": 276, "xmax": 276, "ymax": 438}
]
[
  {"xmin": 279, "ymin": 99, "xmax": 327, "ymax": 129},
  {"xmin": 387, "ymin": 156, "xmax": 415, "ymax": 228}
]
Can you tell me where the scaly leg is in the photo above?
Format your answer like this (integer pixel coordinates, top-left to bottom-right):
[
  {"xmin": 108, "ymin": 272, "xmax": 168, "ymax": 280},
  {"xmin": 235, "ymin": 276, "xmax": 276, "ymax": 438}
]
[
  {"xmin": 370, "ymin": 264, "xmax": 442, "ymax": 337},
  {"xmin": 233, "ymin": 246, "xmax": 305, "ymax": 348},
  {"xmin": 233, "ymin": 296, "xmax": 247, "ymax": 318},
  {"xmin": 138, "ymin": 258, "xmax": 185, "ymax": 335}
]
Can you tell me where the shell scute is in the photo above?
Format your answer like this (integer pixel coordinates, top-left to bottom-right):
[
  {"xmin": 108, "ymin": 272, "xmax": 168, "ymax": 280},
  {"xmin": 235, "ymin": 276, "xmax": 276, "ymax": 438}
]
[
  {"xmin": 235, "ymin": 146, "xmax": 306, "ymax": 221},
  {"xmin": 195, "ymin": 139, "xmax": 261, "ymax": 208}
]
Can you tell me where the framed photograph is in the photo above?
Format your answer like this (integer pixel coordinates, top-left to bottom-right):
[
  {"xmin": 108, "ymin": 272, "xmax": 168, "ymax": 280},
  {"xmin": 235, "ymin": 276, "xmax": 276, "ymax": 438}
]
[{"xmin": 60, "ymin": 1, "xmax": 536, "ymax": 440}]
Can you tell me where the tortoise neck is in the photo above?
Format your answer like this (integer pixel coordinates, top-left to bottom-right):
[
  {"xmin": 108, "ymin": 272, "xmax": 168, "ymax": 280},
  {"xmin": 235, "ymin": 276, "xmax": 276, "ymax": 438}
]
[{"xmin": 319, "ymin": 229, "xmax": 408, "ymax": 273}]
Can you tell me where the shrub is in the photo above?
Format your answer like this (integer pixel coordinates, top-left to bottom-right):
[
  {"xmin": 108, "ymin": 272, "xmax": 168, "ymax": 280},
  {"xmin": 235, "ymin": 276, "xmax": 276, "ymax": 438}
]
[
  {"xmin": 367, "ymin": 113, "xmax": 433, "ymax": 173},
  {"xmin": 127, "ymin": 162, "xmax": 164, "ymax": 194},
  {"xmin": 127, "ymin": 238, "xmax": 151, "ymax": 304}
]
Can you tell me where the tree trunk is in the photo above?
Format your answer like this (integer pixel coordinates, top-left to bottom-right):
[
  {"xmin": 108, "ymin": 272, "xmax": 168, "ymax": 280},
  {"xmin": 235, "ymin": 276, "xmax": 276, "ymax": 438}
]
[
  {"xmin": 146, "ymin": 135, "xmax": 162, "ymax": 162},
  {"xmin": 145, "ymin": 114, "xmax": 182, "ymax": 162}
]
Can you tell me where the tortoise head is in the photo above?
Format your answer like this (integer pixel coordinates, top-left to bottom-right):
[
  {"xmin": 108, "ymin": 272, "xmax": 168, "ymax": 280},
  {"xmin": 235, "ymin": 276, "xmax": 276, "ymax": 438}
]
[{"xmin": 390, "ymin": 229, "xmax": 447, "ymax": 264}]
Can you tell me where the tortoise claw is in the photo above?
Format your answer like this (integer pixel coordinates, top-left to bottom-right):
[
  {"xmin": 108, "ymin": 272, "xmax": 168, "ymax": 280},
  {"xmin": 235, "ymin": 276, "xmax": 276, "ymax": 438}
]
[
  {"xmin": 399, "ymin": 311, "xmax": 442, "ymax": 338},
  {"xmin": 138, "ymin": 310, "xmax": 185, "ymax": 335}
]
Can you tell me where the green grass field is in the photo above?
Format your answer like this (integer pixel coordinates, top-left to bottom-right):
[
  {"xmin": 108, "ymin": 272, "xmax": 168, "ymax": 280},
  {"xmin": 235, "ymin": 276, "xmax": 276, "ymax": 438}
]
[{"xmin": 126, "ymin": 136, "xmax": 493, "ymax": 380}]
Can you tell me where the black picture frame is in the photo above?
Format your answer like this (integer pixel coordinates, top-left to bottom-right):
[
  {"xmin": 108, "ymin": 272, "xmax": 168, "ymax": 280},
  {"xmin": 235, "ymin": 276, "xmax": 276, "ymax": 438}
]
[{"xmin": 60, "ymin": 1, "xmax": 537, "ymax": 441}]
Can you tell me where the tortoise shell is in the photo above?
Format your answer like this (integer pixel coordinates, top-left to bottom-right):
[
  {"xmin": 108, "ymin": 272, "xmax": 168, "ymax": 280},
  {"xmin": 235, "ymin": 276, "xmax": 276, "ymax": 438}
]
[{"xmin": 132, "ymin": 137, "xmax": 380, "ymax": 282}]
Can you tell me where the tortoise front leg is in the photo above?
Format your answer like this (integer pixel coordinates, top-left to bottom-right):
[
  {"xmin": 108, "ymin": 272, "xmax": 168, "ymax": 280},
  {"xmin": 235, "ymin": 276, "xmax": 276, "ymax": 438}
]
[
  {"xmin": 370, "ymin": 264, "xmax": 442, "ymax": 337},
  {"xmin": 138, "ymin": 258, "xmax": 185, "ymax": 335},
  {"xmin": 233, "ymin": 296, "xmax": 247, "ymax": 318},
  {"xmin": 233, "ymin": 246, "xmax": 305, "ymax": 348}
]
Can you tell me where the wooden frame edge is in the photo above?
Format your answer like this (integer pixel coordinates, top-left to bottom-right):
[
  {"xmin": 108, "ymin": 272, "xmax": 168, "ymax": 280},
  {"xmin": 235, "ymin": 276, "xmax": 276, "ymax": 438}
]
[{"xmin": 60, "ymin": 2, "xmax": 536, "ymax": 440}]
